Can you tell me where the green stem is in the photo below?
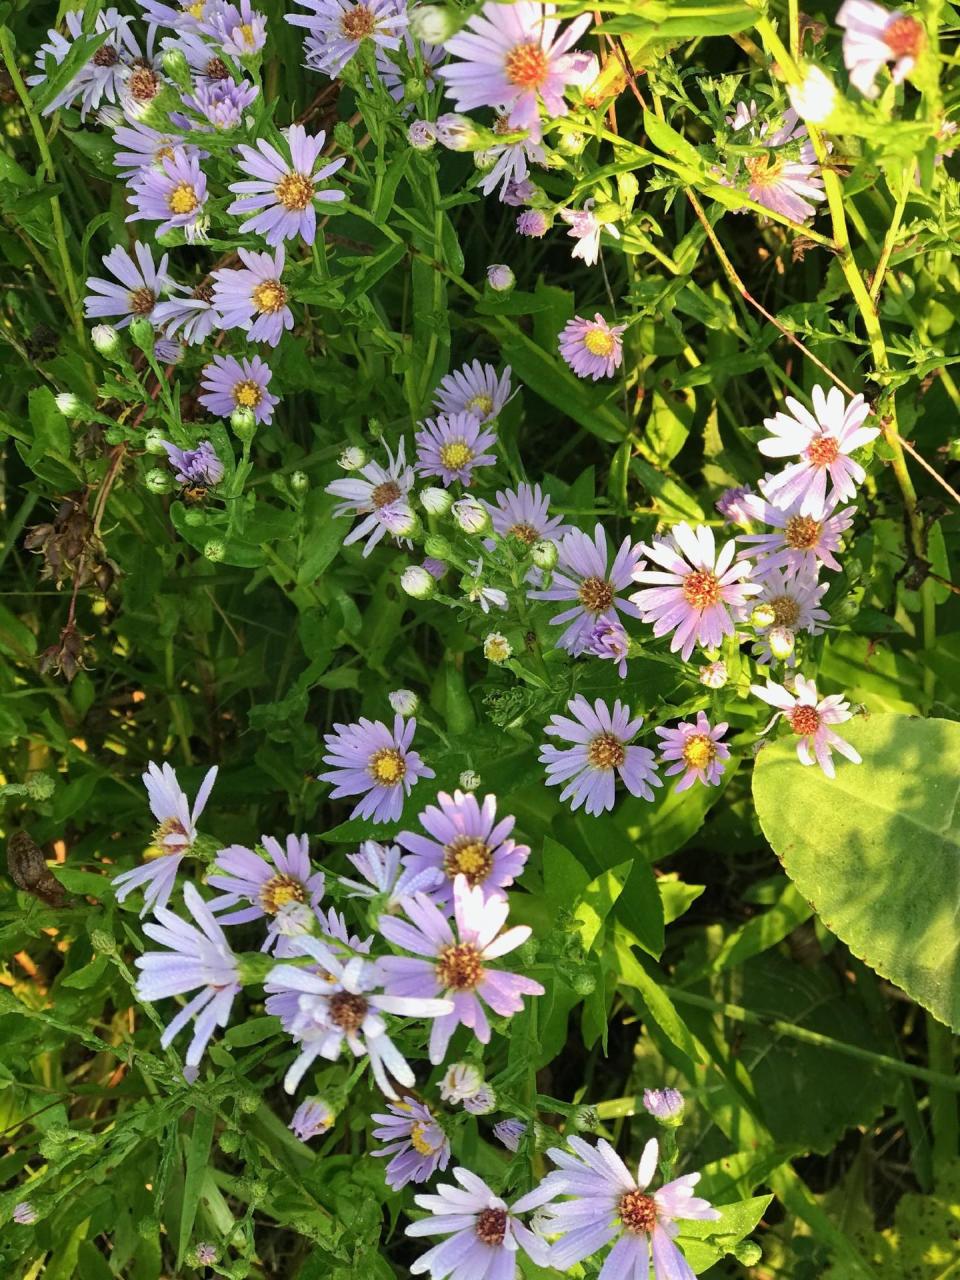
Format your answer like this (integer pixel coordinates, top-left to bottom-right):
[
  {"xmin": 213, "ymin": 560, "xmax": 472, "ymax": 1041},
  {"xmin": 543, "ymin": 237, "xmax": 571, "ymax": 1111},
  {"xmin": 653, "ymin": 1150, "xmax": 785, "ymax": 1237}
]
[{"xmin": 927, "ymin": 1017, "xmax": 959, "ymax": 1171}]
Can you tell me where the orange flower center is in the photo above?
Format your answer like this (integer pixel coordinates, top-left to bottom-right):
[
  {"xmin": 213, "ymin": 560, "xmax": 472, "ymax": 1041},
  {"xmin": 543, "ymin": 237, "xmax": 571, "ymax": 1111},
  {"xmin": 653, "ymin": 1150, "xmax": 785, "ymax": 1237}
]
[
  {"xmin": 790, "ymin": 705, "xmax": 821, "ymax": 736},
  {"xmin": 259, "ymin": 873, "xmax": 306, "ymax": 915},
  {"xmin": 129, "ymin": 66, "xmax": 161, "ymax": 100},
  {"xmin": 508, "ymin": 522, "xmax": 538, "ymax": 545},
  {"xmin": 805, "ymin": 434, "xmax": 840, "ymax": 467},
  {"xmin": 252, "ymin": 280, "xmax": 288, "ymax": 313},
  {"xmin": 784, "ymin": 515, "xmax": 821, "ymax": 550},
  {"xmin": 93, "ymin": 44, "xmax": 119, "ymax": 67},
  {"xmin": 206, "ymin": 56, "xmax": 229, "ymax": 80},
  {"xmin": 504, "ymin": 40, "xmax": 549, "ymax": 89},
  {"xmin": 682, "ymin": 569, "xmax": 721, "ymax": 610},
  {"xmin": 275, "ymin": 172, "xmax": 315, "ymax": 212},
  {"xmin": 883, "ymin": 15, "xmax": 925, "ymax": 58},
  {"xmin": 619, "ymin": 1189, "xmax": 657, "ymax": 1234},
  {"xmin": 587, "ymin": 732, "xmax": 625, "ymax": 769},
  {"xmin": 744, "ymin": 152, "xmax": 785, "ymax": 187},
  {"xmin": 437, "ymin": 942, "xmax": 485, "ymax": 990}
]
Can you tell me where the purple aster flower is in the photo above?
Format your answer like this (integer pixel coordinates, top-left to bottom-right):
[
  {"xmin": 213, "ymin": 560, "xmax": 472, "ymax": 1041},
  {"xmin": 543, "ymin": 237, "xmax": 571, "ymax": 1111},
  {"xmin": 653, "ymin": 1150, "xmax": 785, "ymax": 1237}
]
[
  {"xmin": 747, "ymin": 565, "xmax": 829, "ymax": 665},
  {"xmin": 582, "ymin": 615, "xmax": 630, "ymax": 678},
  {"xmin": 397, "ymin": 790, "xmax": 530, "ymax": 905},
  {"xmin": 287, "ymin": 0, "xmax": 407, "ymax": 77},
  {"xmin": 162, "ymin": 31, "xmax": 236, "ymax": 81},
  {"xmin": 212, "ymin": 245, "xmax": 293, "ymax": 346},
  {"xmin": 527, "ymin": 523, "xmax": 642, "ymax": 657},
  {"xmin": 118, "ymin": 51, "xmax": 166, "ymax": 120},
  {"xmin": 559, "ymin": 198, "xmax": 619, "ymax": 267},
  {"xmin": 162, "ymin": 439, "xmax": 225, "ymax": 487},
  {"xmin": 13, "ymin": 1201, "xmax": 38, "ymax": 1226},
  {"xmin": 378, "ymin": 875, "xmax": 544, "ymax": 1063},
  {"xmin": 479, "ymin": 117, "xmax": 546, "ymax": 199},
  {"xmin": 406, "ymin": 1168, "xmax": 552, "ymax": 1274},
  {"xmin": 112, "ymin": 119, "xmax": 202, "ymax": 177},
  {"xmin": 643, "ymin": 1087, "xmax": 685, "ymax": 1124},
  {"xmin": 134, "ymin": 882, "xmax": 240, "ymax": 1067},
  {"xmin": 340, "ymin": 840, "xmax": 444, "ymax": 911},
  {"xmin": 538, "ymin": 1135, "xmax": 720, "ymax": 1277},
  {"xmin": 206, "ymin": 833, "xmax": 325, "ymax": 931},
  {"xmin": 198, "ymin": 353, "xmax": 279, "ymax": 425},
  {"xmin": 153, "ymin": 281, "xmax": 220, "ymax": 346},
  {"xmin": 415, "ymin": 413, "xmax": 497, "ymax": 487},
  {"xmin": 265, "ymin": 935, "xmax": 452, "ymax": 1095},
  {"xmin": 559, "ymin": 313, "xmax": 626, "ymax": 380},
  {"xmin": 485, "ymin": 481, "xmax": 570, "ymax": 546},
  {"xmin": 198, "ymin": 0, "xmax": 268, "ymax": 55},
  {"xmin": 325, "ymin": 439, "xmax": 417, "ymax": 556},
  {"xmin": 630, "ymin": 523, "xmax": 759, "ymax": 662},
  {"xmin": 494, "ymin": 1118, "xmax": 527, "ymax": 1152},
  {"xmin": 179, "ymin": 77, "xmax": 259, "ymax": 129},
  {"xmin": 722, "ymin": 101, "xmax": 824, "ymax": 223},
  {"xmin": 751, "ymin": 675, "xmax": 862, "ymax": 778},
  {"xmin": 84, "ymin": 241, "xmax": 170, "ymax": 328},
  {"xmin": 738, "ymin": 488, "xmax": 854, "ymax": 575},
  {"xmin": 30, "ymin": 8, "xmax": 141, "ymax": 119},
  {"xmin": 433, "ymin": 361, "xmax": 513, "ymax": 424},
  {"xmin": 758, "ymin": 385, "xmax": 879, "ymax": 519},
  {"xmin": 138, "ymin": 0, "xmax": 212, "ymax": 34},
  {"xmin": 371, "ymin": 1099, "xmax": 451, "ymax": 1189},
  {"xmin": 715, "ymin": 484, "xmax": 755, "ymax": 527},
  {"xmin": 127, "ymin": 147, "xmax": 208, "ymax": 237},
  {"xmin": 319, "ymin": 714, "xmax": 434, "ymax": 824},
  {"xmin": 656, "ymin": 712, "xmax": 730, "ymax": 792},
  {"xmin": 424, "ymin": 556, "xmax": 448, "ymax": 579},
  {"xmin": 502, "ymin": 176, "xmax": 538, "ymax": 206},
  {"xmin": 516, "ymin": 208, "xmax": 550, "ymax": 237},
  {"xmin": 317, "ymin": 905, "xmax": 374, "ymax": 955},
  {"xmin": 540, "ymin": 695, "xmax": 661, "ymax": 815},
  {"xmin": 155, "ymin": 338, "xmax": 185, "ymax": 364},
  {"xmin": 290, "ymin": 1096, "xmax": 335, "ymax": 1140},
  {"xmin": 837, "ymin": 0, "xmax": 925, "ymax": 98},
  {"xmin": 438, "ymin": 1, "xmax": 596, "ymax": 144},
  {"xmin": 113, "ymin": 762, "xmax": 217, "ymax": 914},
  {"xmin": 228, "ymin": 125, "xmax": 346, "ymax": 246}
]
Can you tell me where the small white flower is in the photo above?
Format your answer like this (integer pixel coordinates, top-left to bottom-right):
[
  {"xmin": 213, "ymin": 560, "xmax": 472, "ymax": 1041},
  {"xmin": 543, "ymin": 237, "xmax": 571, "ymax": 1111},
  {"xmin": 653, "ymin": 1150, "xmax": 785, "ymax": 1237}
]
[
  {"xmin": 483, "ymin": 631, "xmax": 512, "ymax": 663},
  {"xmin": 389, "ymin": 689, "xmax": 419, "ymax": 716}
]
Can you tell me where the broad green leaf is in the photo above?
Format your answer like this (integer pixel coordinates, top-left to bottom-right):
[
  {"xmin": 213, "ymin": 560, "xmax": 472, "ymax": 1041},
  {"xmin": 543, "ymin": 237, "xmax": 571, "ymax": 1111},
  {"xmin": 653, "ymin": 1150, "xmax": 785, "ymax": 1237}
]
[
  {"xmin": 575, "ymin": 861, "xmax": 630, "ymax": 951},
  {"xmin": 677, "ymin": 1194, "xmax": 773, "ymax": 1273},
  {"xmin": 753, "ymin": 713, "xmax": 960, "ymax": 1030}
]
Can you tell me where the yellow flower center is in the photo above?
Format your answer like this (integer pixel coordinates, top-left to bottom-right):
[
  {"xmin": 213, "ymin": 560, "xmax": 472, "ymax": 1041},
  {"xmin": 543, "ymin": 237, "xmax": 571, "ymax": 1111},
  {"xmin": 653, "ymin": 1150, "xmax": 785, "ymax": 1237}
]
[
  {"xmin": 465, "ymin": 392, "xmax": 494, "ymax": 418},
  {"xmin": 436, "ymin": 942, "xmax": 485, "ymax": 990},
  {"xmin": 259, "ymin": 873, "xmax": 307, "ymax": 915},
  {"xmin": 368, "ymin": 747, "xmax": 406, "ymax": 785},
  {"xmin": 252, "ymin": 280, "xmax": 287, "ymax": 313},
  {"xmin": 508, "ymin": 522, "xmax": 538, "ymax": 545},
  {"xmin": 784, "ymin": 515, "xmax": 821, "ymax": 550},
  {"xmin": 745, "ymin": 152, "xmax": 786, "ymax": 188},
  {"xmin": 443, "ymin": 836, "xmax": 493, "ymax": 885},
  {"xmin": 682, "ymin": 734, "xmax": 716, "ymax": 772},
  {"xmin": 584, "ymin": 327, "xmax": 615, "ymax": 357},
  {"xmin": 168, "ymin": 183, "xmax": 199, "ymax": 215},
  {"xmin": 410, "ymin": 1122, "xmax": 440, "ymax": 1156},
  {"xmin": 439, "ymin": 440, "xmax": 474, "ymax": 471},
  {"xmin": 275, "ymin": 172, "xmax": 315, "ymax": 212},
  {"xmin": 187, "ymin": 1, "xmax": 206, "ymax": 16},
  {"xmin": 237, "ymin": 21, "xmax": 256, "ymax": 46},
  {"xmin": 144, "ymin": 817, "xmax": 189, "ymax": 860},
  {"xmin": 233, "ymin": 379, "xmax": 262, "ymax": 408}
]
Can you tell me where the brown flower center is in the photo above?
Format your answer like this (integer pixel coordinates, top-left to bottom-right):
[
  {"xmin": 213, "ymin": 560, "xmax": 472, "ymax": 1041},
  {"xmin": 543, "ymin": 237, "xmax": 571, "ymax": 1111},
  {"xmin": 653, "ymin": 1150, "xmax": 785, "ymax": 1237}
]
[
  {"xmin": 371, "ymin": 480, "xmax": 401, "ymax": 508},
  {"xmin": 340, "ymin": 3, "xmax": 376, "ymax": 40},
  {"xmin": 275, "ymin": 172, "xmax": 315, "ymax": 212},
  {"xmin": 144, "ymin": 817, "xmax": 189, "ymax": 859},
  {"xmin": 579, "ymin": 576, "xmax": 614, "ymax": 613},
  {"xmin": 252, "ymin": 280, "xmax": 288, "ymax": 314},
  {"xmin": 128, "ymin": 65, "xmax": 160, "ymax": 101},
  {"xmin": 619, "ymin": 1189, "xmax": 657, "ymax": 1234},
  {"xmin": 443, "ymin": 836, "xmax": 493, "ymax": 886},
  {"xmin": 883, "ymin": 14, "xmax": 925, "ymax": 58},
  {"xmin": 682, "ymin": 734, "xmax": 716, "ymax": 772},
  {"xmin": 682, "ymin": 568, "xmax": 721, "ymax": 610},
  {"xmin": 784, "ymin": 515, "xmax": 821, "ymax": 550},
  {"xmin": 769, "ymin": 594, "xmax": 801, "ymax": 628},
  {"xmin": 805, "ymin": 434, "xmax": 840, "ymax": 467},
  {"xmin": 259, "ymin": 873, "xmax": 307, "ymax": 915},
  {"xmin": 790, "ymin": 704, "xmax": 821, "ymax": 736},
  {"xmin": 233, "ymin": 378, "xmax": 262, "ymax": 408},
  {"xmin": 168, "ymin": 182, "xmax": 200, "ymax": 215},
  {"xmin": 93, "ymin": 44, "xmax": 119, "ymax": 67},
  {"xmin": 436, "ymin": 942, "xmax": 485, "ymax": 991},
  {"xmin": 129, "ymin": 286, "xmax": 156, "ymax": 316},
  {"xmin": 587, "ymin": 732, "xmax": 625, "ymax": 769},
  {"xmin": 194, "ymin": 281, "xmax": 214, "ymax": 303},
  {"xmin": 439, "ymin": 440, "xmax": 474, "ymax": 471},
  {"xmin": 504, "ymin": 40, "xmax": 549, "ymax": 90},
  {"xmin": 206, "ymin": 56, "xmax": 230, "ymax": 80},
  {"xmin": 475, "ymin": 1207, "xmax": 507, "ymax": 1247},
  {"xmin": 368, "ymin": 747, "xmax": 406, "ymax": 786},
  {"xmin": 508, "ymin": 522, "xmax": 538, "ymax": 545},
  {"xmin": 327, "ymin": 991, "xmax": 368, "ymax": 1031}
]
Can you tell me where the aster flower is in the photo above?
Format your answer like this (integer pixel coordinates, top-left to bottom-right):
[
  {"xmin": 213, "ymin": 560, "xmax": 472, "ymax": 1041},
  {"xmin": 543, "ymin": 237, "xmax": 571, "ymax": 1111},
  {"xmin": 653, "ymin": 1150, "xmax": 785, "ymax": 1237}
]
[
  {"xmin": 198, "ymin": 353, "xmax": 279, "ymax": 425},
  {"xmin": 212, "ymin": 245, "xmax": 293, "ymax": 346},
  {"xmin": 502, "ymin": 176, "xmax": 538, "ymax": 206},
  {"xmin": 264, "ymin": 936, "xmax": 452, "ymax": 1096},
  {"xmin": 84, "ymin": 241, "xmax": 171, "ymax": 328},
  {"xmin": 206, "ymin": 833, "xmax": 325, "ymax": 933},
  {"xmin": 13, "ymin": 1202, "xmax": 39, "ymax": 1226},
  {"xmin": 582, "ymin": 615, "xmax": 630, "ymax": 678},
  {"xmin": 163, "ymin": 31, "xmax": 236, "ymax": 81},
  {"xmin": 127, "ymin": 148, "xmax": 208, "ymax": 238},
  {"xmin": 198, "ymin": 0, "xmax": 268, "ymax": 55},
  {"xmin": 340, "ymin": 840, "xmax": 444, "ymax": 911},
  {"xmin": 715, "ymin": 484, "xmax": 755, "ymax": 527},
  {"xmin": 538, "ymin": 1135, "xmax": 719, "ymax": 1278},
  {"xmin": 179, "ymin": 77, "xmax": 259, "ymax": 129},
  {"xmin": 415, "ymin": 413, "xmax": 498, "ymax": 487},
  {"xmin": 138, "ymin": 0, "xmax": 212, "ymax": 33},
  {"xmin": 433, "ymin": 361, "xmax": 513, "ymax": 424},
  {"xmin": 378, "ymin": 875, "xmax": 544, "ymax": 1063},
  {"xmin": 463, "ymin": 1084, "xmax": 496, "ymax": 1115},
  {"xmin": 290, "ymin": 1096, "xmax": 336, "ymax": 1140},
  {"xmin": 325, "ymin": 439, "xmax": 418, "ymax": 556},
  {"xmin": 119, "ymin": 52, "xmax": 166, "ymax": 119},
  {"xmin": 162, "ymin": 440, "xmax": 225, "ymax": 487},
  {"xmin": 406, "ymin": 1168, "xmax": 552, "ymax": 1275},
  {"xmin": 758, "ymin": 386, "xmax": 879, "ymax": 519},
  {"xmin": 112, "ymin": 119, "xmax": 203, "ymax": 177},
  {"xmin": 478, "ymin": 118, "xmax": 546, "ymax": 200},
  {"xmin": 747, "ymin": 565, "xmax": 829, "ymax": 665},
  {"xmin": 227, "ymin": 125, "xmax": 346, "ymax": 246},
  {"xmin": 837, "ymin": 0, "xmax": 925, "ymax": 98},
  {"xmin": 559, "ymin": 313, "xmax": 626, "ymax": 380},
  {"xmin": 463, "ymin": 557, "xmax": 508, "ymax": 613},
  {"xmin": 723, "ymin": 101, "xmax": 824, "ymax": 223},
  {"xmin": 656, "ymin": 712, "xmax": 730, "ymax": 792},
  {"xmin": 516, "ymin": 208, "xmax": 550, "ymax": 237},
  {"xmin": 751, "ymin": 675, "xmax": 862, "ymax": 778},
  {"xmin": 319, "ymin": 714, "xmax": 434, "ymax": 824},
  {"xmin": 135, "ymin": 882, "xmax": 240, "ymax": 1067},
  {"xmin": 630, "ymin": 523, "xmax": 759, "ymax": 662},
  {"xmin": 31, "ymin": 8, "xmax": 140, "ymax": 119},
  {"xmin": 317, "ymin": 905, "xmax": 374, "ymax": 955},
  {"xmin": 559, "ymin": 199, "xmax": 619, "ymax": 267},
  {"xmin": 153, "ymin": 281, "xmax": 220, "ymax": 346},
  {"xmin": 540, "ymin": 695, "xmax": 661, "ymax": 815},
  {"xmin": 439, "ymin": 1062, "xmax": 485, "ymax": 1103},
  {"xmin": 528, "ymin": 523, "xmax": 642, "ymax": 658},
  {"xmin": 397, "ymin": 790, "xmax": 530, "ymax": 905},
  {"xmin": 494, "ymin": 1119, "xmax": 527, "ymax": 1152},
  {"xmin": 737, "ymin": 488, "xmax": 854, "ymax": 575},
  {"xmin": 372, "ymin": 1099, "xmax": 451, "ymax": 1189},
  {"xmin": 113, "ymin": 762, "xmax": 217, "ymax": 914},
  {"xmin": 287, "ymin": 0, "xmax": 407, "ymax": 77},
  {"xmin": 485, "ymin": 481, "xmax": 569, "ymax": 546},
  {"xmin": 438, "ymin": 1, "xmax": 595, "ymax": 144}
]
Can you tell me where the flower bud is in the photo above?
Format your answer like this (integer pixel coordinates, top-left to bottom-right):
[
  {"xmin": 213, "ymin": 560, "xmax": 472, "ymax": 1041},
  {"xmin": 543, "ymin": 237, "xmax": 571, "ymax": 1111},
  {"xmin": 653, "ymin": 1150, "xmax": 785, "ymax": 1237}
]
[
  {"xmin": 145, "ymin": 467, "xmax": 174, "ymax": 494},
  {"xmin": 435, "ymin": 113, "xmax": 482, "ymax": 152},
  {"xmin": 290, "ymin": 470, "xmax": 309, "ymax": 493},
  {"xmin": 424, "ymin": 533, "xmax": 455, "ymax": 561},
  {"xmin": 238, "ymin": 1091, "xmax": 260, "ymax": 1114},
  {"xmin": 486, "ymin": 263, "xmax": 515, "ymax": 292},
  {"xmin": 643, "ymin": 1087, "xmax": 685, "ymax": 1126},
  {"xmin": 230, "ymin": 405, "xmax": 257, "ymax": 439},
  {"xmin": 25, "ymin": 772, "xmax": 55, "ymax": 802},
  {"xmin": 338, "ymin": 445, "xmax": 366, "ymax": 471},
  {"xmin": 183, "ymin": 508, "xmax": 205, "ymax": 527},
  {"xmin": 90, "ymin": 929, "xmax": 117, "ymax": 955},
  {"xmin": 699, "ymin": 659, "xmax": 727, "ymax": 689},
  {"xmin": 144, "ymin": 427, "xmax": 168, "ymax": 455},
  {"xmin": 91, "ymin": 324, "xmax": 120, "ymax": 357},
  {"xmin": 530, "ymin": 538, "xmax": 558, "ymax": 570},
  {"xmin": 389, "ymin": 688, "xmax": 419, "ymax": 717},
  {"xmin": 516, "ymin": 208, "xmax": 551, "ymax": 238},
  {"xmin": 463, "ymin": 1084, "xmax": 497, "ymax": 1115},
  {"xmin": 389, "ymin": 505, "xmax": 421, "ymax": 539},
  {"xmin": 572, "ymin": 1104, "xmax": 599, "ymax": 1131},
  {"xmin": 439, "ymin": 1062, "xmax": 485, "ymax": 1103},
  {"xmin": 161, "ymin": 47, "xmax": 191, "ymax": 84},
  {"xmin": 571, "ymin": 968, "xmax": 596, "ymax": 996},
  {"xmin": 788, "ymin": 64, "xmax": 838, "ymax": 125},
  {"xmin": 767, "ymin": 626, "xmax": 795, "ymax": 661},
  {"xmin": 410, "ymin": 4, "xmax": 458, "ymax": 43},
  {"xmin": 128, "ymin": 316, "xmax": 154, "ymax": 354},
  {"xmin": 13, "ymin": 1201, "xmax": 39, "ymax": 1225},
  {"xmin": 473, "ymin": 147, "xmax": 498, "ymax": 172},
  {"xmin": 333, "ymin": 121, "xmax": 355, "ymax": 150},
  {"xmin": 404, "ymin": 75, "xmax": 426, "ymax": 100},
  {"xmin": 750, "ymin": 603, "xmax": 776, "ymax": 630},
  {"xmin": 483, "ymin": 632, "xmax": 512, "ymax": 664},
  {"xmin": 452, "ymin": 497, "xmax": 490, "ymax": 535},
  {"xmin": 192, "ymin": 1243, "xmax": 220, "ymax": 1267},
  {"xmin": 55, "ymin": 391, "xmax": 80, "ymax": 416},
  {"xmin": 558, "ymin": 130, "xmax": 586, "ymax": 155},
  {"xmin": 204, "ymin": 538, "xmax": 226, "ymax": 563},
  {"xmin": 420, "ymin": 486, "xmax": 453, "ymax": 515},
  {"xmin": 407, "ymin": 119, "xmax": 437, "ymax": 151},
  {"xmin": 459, "ymin": 769, "xmax": 481, "ymax": 791},
  {"xmin": 401, "ymin": 564, "xmax": 437, "ymax": 599},
  {"xmin": 290, "ymin": 1097, "xmax": 336, "ymax": 1141}
]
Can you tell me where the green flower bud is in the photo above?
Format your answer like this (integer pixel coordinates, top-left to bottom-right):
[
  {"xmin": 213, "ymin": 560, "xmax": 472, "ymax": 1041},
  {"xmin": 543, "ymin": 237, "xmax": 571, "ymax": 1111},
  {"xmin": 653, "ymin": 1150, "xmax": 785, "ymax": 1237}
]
[
  {"xmin": 55, "ymin": 392, "xmax": 81, "ymax": 416},
  {"xmin": 238, "ymin": 1091, "xmax": 260, "ymax": 1114},
  {"xmin": 750, "ymin": 603, "xmax": 776, "ymax": 629},
  {"xmin": 91, "ymin": 324, "xmax": 120, "ymax": 357},
  {"xmin": 204, "ymin": 538, "xmax": 226, "ymax": 563},
  {"xmin": 230, "ymin": 406, "xmax": 257, "ymax": 439},
  {"xmin": 183, "ymin": 509, "xmax": 205, "ymax": 527},
  {"xmin": 767, "ymin": 626, "xmax": 795, "ymax": 661},
  {"xmin": 401, "ymin": 565, "xmax": 436, "ymax": 599},
  {"xmin": 144, "ymin": 428, "xmax": 168, "ymax": 455},
  {"xmin": 290, "ymin": 470, "xmax": 309, "ymax": 493},
  {"xmin": 530, "ymin": 539, "xmax": 558, "ymax": 569},
  {"xmin": 128, "ymin": 317, "xmax": 154, "ymax": 354},
  {"xmin": 24, "ymin": 772, "xmax": 55, "ymax": 802},
  {"xmin": 458, "ymin": 769, "xmax": 481, "ymax": 791},
  {"xmin": 572, "ymin": 1105, "xmax": 599, "ymax": 1131},
  {"xmin": 90, "ymin": 929, "xmax": 117, "ymax": 955},
  {"xmin": 410, "ymin": 4, "xmax": 458, "ymax": 42},
  {"xmin": 160, "ymin": 47, "xmax": 190, "ymax": 83},
  {"xmin": 145, "ymin": 467, "xmax": 173, "ymax": 495},
  {"xmin": 424, "ymin": 533, "xmax": 455, "ymax": 561},
  {"xmin": 333, "ymin": 121, "xmax": 355, "ymax": 150},
  {"xmin": 219, "ymin": 1128, "xmax": 243, "ymax": 1154}
]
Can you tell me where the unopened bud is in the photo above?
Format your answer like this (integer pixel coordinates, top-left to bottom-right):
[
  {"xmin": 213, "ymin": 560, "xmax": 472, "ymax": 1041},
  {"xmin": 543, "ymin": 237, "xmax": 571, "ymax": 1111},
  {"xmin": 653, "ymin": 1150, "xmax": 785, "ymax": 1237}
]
[
  {"xmin": 24, "ymin": 772, "xmax": 55, "ymax": 801},
  {"xmin": 145, "ymin": 467, "xmax": 173, "ymax": 494},
  {"xmin": 424, "ymin": 533, "xmax": 455, "ymax": 561},
  {"xmin": 144, "ymin": 427, "xmax": 168, "ymax": 455},
  {"xmin": 407, "ymin": 119, "xmax": 437, "ymax": 151},
  {"xmin": 767, "ymin": 626, "xmax": 795, "ymax": 661},
  {"xmin": 451, "ymin": 497, "xmax": 490, "ymax": 535},
  {"xmin": 238, "ymin": 1091, "xmax": 260, "ymax": 1114},
  {"xmin": 530, "ymin": 538, "xmax": 557, "ymax": 569},
  {"xmin": 420, "ymin": 486, "xmax": 453, "ymax": 515},
  {"xmin": 750, "ymin": 603, "xmax": 776, "ymax": 630},
  {"xmin": 463, "ymin": 1084, "xmax": 497, "ymax": 1115},
  {"xmin": 203, "ymin": 538, "xmax": 226, "ymax": 563},
  {"xmin": 90, "ymin": 929, "xmax": 117, "ymax": 955},
  {"xmin": 230, "ymin": 405, "xmax": 256, "ymax": 438},
  {"xmin": 572, "ymin": 1104, "xmax": 599, "ymax": 1131},
  {"xmin": 483, "ymin": 632, "xmax": 512, "ymax": 664},
  {"xmin": 55, "ymin": 391, "xmax": 80, "ymax": 416},
  {"xmin": 401, "ymin": 565, "xmax": 436, "ymax": 599},
  {"xmin": 473, "ymin": 147, "xmax": 498, "ymax": 173},
  {"xmin": 338, "ymin": 445, "xmax": 366, "ymax": 470},
  {"xmin": 440, "ymin": 1062, "xmax": 485, "ymax": 1103},
  {"xmin": 642, "ymin": 1087, "xmax": 685, "ymax": 1126},
  {"xmin": 435, "ymin": 113, "xmax": 482, "ymax": 152},
  {"xmin": 290, "ymin": 470, "xmax": 309, "ymax": 493},
  {"xmin": 410, "ymin": 4, "xmax": 458, "ymax": 43},
  {"xmin": 558, "ymin": 130, "xmax": 586, "ymax": 155},
  {"xmin": 388, "ymin": 689, "xmax": 419, "ymax": 716},
  {"xmin": 333, "ymin": 121, "xmax": 355, "ymax": 150},
  {"xmin": 699, "ymin": 660, "xmax": 727, "ymax": 689},
  {"xmin": 161, "ymin": 47, "xmax": 191, "ymax": 84},
  {"xmin": 458, "ymin": 769, "xmax": 480, "ymax": 791},
  {"xmin": 486, "ymin": 263, "xmax": 514, "ymax": 292},
  {"xmin": 91, "ymin": 324, "xmax": 120, "ymax": 357},
  {"xmin": 128, "ymin": 316, "xmax": 154, "ymax": 353},
  {"xmin": 390, "ymin": 506, "xmax": 421, "ymax": 538},
  {"xmin": 404, "ymin": 75, "xmax": 426, "ymax": 100}
]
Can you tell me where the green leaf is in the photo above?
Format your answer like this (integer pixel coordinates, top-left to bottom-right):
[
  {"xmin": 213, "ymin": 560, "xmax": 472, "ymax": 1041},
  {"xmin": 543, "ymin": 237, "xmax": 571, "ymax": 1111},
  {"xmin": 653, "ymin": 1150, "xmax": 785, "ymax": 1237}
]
[
  {"xmin": 575, "ymin": 862, "xmax": 629, "ymax": 951},
  {"xmin": 676, "ymin": 1194, "xmax": 773, "ymax": 1273},
  {"xmin": 753, "ymin": 713, "xmax": 960, "ymax": 1030},
  {"xmin": 178, "ymin": 1106, "xmax": 216, "ymax": 1267},
  {"xmin": 60, "ymin": 954, "xmax": 109, "ymax": 990}
]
